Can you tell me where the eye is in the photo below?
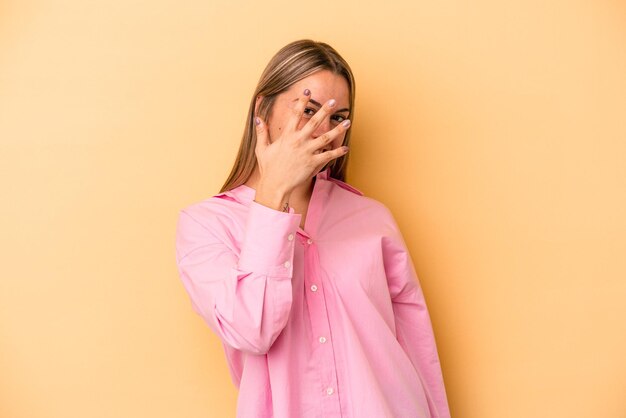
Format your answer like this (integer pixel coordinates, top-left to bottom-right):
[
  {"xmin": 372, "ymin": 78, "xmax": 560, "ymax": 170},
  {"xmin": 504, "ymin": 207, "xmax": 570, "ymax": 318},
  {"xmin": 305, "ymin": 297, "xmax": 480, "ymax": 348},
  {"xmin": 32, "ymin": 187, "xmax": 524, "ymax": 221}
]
[
  {"xmin": 331, "ymin": 114, "xmax": 346, "ymax": 124},
  {"xmin": 303, "ymin": 107, "xmax": 316, "ymax": 118}
]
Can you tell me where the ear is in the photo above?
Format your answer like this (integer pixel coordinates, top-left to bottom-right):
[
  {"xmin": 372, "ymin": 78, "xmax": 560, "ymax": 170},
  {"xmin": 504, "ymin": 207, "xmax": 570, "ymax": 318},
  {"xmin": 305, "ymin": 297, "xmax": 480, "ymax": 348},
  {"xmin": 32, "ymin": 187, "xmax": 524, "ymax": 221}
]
[{"xmin": 254, "ymin": 96, "xmax": 264, "ymax": 116}]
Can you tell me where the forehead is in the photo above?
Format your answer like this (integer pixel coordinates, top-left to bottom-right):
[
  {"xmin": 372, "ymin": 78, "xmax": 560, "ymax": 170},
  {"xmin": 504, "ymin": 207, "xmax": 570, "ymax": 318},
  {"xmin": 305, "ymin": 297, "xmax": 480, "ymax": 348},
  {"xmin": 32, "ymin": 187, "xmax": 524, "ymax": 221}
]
[{"xmin": 286, "ymin": 70, "xmax": 350, "ymax": 102}]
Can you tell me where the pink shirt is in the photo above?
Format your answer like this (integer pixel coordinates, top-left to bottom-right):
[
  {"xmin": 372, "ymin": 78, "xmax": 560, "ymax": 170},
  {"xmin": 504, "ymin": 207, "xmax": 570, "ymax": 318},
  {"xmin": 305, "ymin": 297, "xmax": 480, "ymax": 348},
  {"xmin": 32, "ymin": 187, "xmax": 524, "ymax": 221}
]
[{"xmin": 175, "ymin": 169, "xmax": 451, "ymax": 418}]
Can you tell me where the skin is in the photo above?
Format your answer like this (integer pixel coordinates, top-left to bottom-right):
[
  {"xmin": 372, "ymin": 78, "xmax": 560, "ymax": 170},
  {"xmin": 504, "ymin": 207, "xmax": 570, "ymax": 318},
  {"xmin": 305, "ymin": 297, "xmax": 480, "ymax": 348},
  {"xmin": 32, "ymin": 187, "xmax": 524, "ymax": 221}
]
[{"xmin": 245, "ymin": 70, "xmax": 351, "ymax": 228}]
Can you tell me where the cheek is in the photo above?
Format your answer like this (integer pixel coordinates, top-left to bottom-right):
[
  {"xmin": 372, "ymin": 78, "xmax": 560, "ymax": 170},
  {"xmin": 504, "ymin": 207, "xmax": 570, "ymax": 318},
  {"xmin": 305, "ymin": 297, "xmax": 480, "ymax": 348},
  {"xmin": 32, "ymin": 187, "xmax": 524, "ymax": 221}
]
[
  {"xmin": 268, "ymin": 125, "xmax": 283, "ymax": 142},
  {"xmin": 296, "ymin": 119, "xmax": 308, "ymax": 131}
]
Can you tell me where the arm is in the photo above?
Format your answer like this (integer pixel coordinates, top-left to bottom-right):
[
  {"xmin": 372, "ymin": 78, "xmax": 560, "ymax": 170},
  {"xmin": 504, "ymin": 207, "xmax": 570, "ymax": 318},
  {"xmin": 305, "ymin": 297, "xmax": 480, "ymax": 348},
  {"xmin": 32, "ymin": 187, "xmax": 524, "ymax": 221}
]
[
  {"xmin": 176, "ymin": 88, "xmax": 347, "ymax": 356},
  {"xmin": 175, "ymin": 201, "xmax": 301, "ymax": 355},
  {"xmin": 382, "ymin": 212, "xmax": 451, "ymax": 418}
]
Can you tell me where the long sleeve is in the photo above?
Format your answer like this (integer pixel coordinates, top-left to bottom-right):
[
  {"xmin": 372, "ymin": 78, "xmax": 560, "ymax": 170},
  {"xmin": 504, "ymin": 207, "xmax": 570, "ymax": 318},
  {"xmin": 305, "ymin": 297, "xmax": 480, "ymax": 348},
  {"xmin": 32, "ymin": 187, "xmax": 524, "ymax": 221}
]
[
  {"xmin": 382, "ymin": 212, "xmax": 451, "ymax": 418},
  {"xmin": 175, "ymin": 200, "xmax": 301, "ymax": 355}
]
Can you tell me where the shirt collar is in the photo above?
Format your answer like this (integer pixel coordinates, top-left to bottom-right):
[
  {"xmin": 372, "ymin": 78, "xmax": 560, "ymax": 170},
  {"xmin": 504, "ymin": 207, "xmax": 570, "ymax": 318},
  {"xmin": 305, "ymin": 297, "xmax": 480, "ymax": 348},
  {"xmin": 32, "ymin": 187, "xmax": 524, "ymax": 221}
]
[{"xmin": 215, "ymin": 168, "xmax": 362, "ymax": 205}]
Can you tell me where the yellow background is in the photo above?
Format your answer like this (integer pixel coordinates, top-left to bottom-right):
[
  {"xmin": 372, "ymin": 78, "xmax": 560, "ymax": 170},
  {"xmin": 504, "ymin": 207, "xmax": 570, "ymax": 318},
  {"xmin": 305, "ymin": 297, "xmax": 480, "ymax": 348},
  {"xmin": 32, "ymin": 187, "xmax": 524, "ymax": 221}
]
[{"xmin": 1, "ymin": 0, "xmax": 625, "ymax": 417}]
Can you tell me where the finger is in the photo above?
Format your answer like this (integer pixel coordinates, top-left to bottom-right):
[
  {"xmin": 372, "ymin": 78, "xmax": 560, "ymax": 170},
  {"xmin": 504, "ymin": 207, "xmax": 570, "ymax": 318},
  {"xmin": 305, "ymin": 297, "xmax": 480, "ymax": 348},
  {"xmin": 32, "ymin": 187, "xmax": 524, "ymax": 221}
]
[
  {"xmin": 300, "ymin": 98, "xmax": 337, "ymax": 137},
  {"xmin": 312, "ymin": 145, "xmax": 349, "ymax": 166},
  {"xmin": 307, "ymin": 119, "xmax": 351, "ymax": 152},
  {"xmin": 285, "ymin": 89, "xmax": 311, "ymax": 133},
  {"xmin": 254, "ymin": 117, "xmax": 270, "ymax": 151}
]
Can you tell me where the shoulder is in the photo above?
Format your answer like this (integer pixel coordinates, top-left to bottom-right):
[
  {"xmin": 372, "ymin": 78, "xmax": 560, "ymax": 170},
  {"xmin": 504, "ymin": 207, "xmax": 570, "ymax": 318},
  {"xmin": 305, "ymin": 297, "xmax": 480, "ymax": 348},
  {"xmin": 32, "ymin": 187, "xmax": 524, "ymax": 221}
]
[
  {"xmin": 176, "ymin": 192, "xmax": 252, "ymax": 253},
  {"xmin": 178, "ymin": 186, "xmax": 251, "ymax": 228},
  {"xmin": 325, "ymin": 177, "xmax": 396, "ymax": 222},
  {"xmin": 175, "ymin": 193, "xmax": 250, "ymax": 260},
  {"xmin": 179, "ymin": 197, "xmax": 233, "ymax": 226}
]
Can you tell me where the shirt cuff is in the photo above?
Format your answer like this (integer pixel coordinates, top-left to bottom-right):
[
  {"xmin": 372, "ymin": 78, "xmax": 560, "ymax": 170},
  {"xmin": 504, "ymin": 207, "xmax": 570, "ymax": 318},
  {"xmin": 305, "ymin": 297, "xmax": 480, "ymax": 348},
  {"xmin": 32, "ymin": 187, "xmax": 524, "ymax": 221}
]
[{"xmin": 237, "ymin": 201, "xmax": 302, "ymax": 278}]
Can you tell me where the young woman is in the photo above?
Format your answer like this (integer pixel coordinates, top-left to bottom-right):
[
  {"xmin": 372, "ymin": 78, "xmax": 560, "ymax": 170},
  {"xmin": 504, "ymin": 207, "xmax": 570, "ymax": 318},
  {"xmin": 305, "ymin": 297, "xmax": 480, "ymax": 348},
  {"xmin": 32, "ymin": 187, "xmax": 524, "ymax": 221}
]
[{"xmin": 175, "ymin": 39, "xmax": 451, "ymax": 418}]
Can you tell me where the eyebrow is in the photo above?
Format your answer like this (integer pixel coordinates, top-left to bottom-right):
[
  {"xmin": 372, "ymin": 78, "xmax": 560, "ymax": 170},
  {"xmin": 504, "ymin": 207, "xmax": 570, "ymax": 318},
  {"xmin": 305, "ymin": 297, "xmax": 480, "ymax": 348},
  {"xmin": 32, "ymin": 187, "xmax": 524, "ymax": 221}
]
[{"xmin": 294, "ymin": 98, "xmax": 350, "ymax": 114}]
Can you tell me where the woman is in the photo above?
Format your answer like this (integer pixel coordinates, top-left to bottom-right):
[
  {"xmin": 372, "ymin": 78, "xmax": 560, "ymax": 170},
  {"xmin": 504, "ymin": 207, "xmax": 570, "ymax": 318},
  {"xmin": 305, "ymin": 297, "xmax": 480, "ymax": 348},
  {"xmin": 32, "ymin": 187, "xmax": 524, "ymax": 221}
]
[{"xmin": 175, "ymin": 40, "xmax": 451, "ymax": 418}]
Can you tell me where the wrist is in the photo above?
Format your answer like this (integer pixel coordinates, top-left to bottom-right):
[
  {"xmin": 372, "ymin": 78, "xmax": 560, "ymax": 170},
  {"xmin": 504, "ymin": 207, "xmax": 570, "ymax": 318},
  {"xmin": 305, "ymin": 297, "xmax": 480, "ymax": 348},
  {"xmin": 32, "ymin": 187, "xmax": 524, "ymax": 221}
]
[{"xmin": 254, "ymin": 182, "xmax": 292, "ymax": 212}]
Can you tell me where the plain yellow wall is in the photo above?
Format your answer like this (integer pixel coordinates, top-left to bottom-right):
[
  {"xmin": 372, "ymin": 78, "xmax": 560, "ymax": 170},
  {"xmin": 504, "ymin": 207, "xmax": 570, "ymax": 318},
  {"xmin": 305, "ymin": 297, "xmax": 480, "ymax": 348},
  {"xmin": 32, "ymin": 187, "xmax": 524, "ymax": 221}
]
[{"xmin": 1, "ymin": 0, "xmax": 625, "ymax": 417}]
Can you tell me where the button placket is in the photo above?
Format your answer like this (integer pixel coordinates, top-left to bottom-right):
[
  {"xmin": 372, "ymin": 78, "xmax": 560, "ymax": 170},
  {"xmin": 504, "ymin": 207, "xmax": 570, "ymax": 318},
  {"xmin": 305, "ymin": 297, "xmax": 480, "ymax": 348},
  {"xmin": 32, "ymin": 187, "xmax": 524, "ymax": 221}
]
[{"xmin": 303, "ymin": 239, "xmax": 341, "ymax": 413}]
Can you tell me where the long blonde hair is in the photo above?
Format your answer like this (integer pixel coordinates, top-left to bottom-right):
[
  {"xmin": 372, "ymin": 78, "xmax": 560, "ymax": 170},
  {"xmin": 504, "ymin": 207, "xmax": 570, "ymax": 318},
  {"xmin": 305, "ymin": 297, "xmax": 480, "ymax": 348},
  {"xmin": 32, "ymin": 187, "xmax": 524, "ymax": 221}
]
[{"xmin": 220, "ymin": 40, "xmax": 356, "ymax": 193}]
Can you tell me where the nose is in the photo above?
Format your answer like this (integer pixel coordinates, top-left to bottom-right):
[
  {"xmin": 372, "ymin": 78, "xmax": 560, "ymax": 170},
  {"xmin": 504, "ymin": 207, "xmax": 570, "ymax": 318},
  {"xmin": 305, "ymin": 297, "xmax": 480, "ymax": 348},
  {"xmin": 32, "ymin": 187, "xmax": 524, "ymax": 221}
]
[{"xmin": 311, "ymin": 117, "xmax": 332, "ymax": 139}]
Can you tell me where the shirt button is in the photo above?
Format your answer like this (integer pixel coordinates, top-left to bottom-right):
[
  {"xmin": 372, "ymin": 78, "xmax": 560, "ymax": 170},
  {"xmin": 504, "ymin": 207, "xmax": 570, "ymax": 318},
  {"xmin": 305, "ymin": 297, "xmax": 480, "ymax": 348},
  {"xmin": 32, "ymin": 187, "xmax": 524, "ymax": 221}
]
[
  {"xmin": 310, "ymin": 284, "xmax": 318, "ymax": 292},
  {"xmin": 326, "ymin": 387, "xmax": 334, "ymax": 396},
  {"xmin": 319, "ymin": 336, "xmax": 327, "ymax": 344},
  {"xmin": 287, "ymin": 234, "xmax": 294, "ymax": 241},
  {"xmin": 307, "ymin": 239, "xmax": 313, "ymax": 245},
  {"xmin": 284, "ymin": 261, "xmax": 291, "ymax": 268}
]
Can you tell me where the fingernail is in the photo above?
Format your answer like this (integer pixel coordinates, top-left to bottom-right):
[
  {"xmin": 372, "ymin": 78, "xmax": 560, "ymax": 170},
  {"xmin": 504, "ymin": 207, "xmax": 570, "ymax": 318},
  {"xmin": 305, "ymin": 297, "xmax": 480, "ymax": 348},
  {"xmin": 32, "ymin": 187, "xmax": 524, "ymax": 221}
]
[
  {"xmin": 255, "ymin": 117, "xmax": 261, "ymax": 126},
  {"xmin": 304, "ymin": 89, "xmax": 310, "ymax": 96},
  {"xmin": 342, "ymin": 119, "xmax": 351, "ymax": 128},
  {"xmin": 328, "ymin": 99, "xmax": 336, "ymax": 108},
  {"xmin": 342, "ymin": 146, "xmax": 349, "ymax": 152}
]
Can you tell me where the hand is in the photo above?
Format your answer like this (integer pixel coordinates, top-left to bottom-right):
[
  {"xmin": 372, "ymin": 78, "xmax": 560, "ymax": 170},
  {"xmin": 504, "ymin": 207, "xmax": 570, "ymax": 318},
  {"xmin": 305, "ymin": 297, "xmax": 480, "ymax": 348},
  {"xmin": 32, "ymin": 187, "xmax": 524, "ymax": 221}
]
[{"xmin": 253, "ymin": 89, "xmax": 350, "ymax": 210}]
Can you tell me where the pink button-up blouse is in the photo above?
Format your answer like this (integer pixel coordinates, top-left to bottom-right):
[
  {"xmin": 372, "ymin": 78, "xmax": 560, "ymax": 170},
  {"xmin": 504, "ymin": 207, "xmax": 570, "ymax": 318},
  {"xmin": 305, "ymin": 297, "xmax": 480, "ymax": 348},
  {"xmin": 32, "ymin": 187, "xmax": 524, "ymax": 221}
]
[{"xmin": 175, "ymin": 168, "xmax": 451, "ymax": 418}]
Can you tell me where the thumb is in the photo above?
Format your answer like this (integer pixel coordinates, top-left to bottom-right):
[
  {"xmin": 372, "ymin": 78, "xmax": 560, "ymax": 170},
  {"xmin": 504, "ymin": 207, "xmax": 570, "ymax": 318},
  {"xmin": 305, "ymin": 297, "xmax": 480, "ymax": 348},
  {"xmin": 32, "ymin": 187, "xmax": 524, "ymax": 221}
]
[{"xmin": 254, "ymin": 117, "xmax": 270, "ymax": 150}]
